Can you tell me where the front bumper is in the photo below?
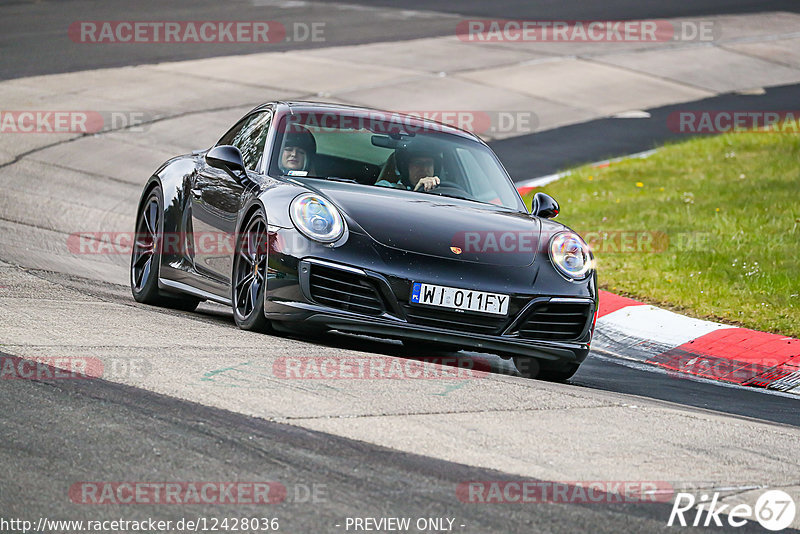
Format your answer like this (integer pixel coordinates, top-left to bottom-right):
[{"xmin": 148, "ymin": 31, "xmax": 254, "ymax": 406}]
[{"xmin": 264, "ymin": 255, "xmax": 595, "ymax": 364}]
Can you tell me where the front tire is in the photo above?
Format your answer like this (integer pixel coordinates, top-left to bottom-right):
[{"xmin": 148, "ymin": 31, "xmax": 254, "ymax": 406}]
[
  {"xmin": 538, "ymin": 362, "xmax": 580, "ymax": 382},
  {"xmin": 232, "ymin": 210, "xmax": 271, "ymax": 332},
  {"xmin": 512, "ymin": 356, "xmax": 540, "ymax": 379},
  {"xmin": 513, "ymin": 356, "xmax": 580, "ymax": 382},
  {"xmin": 130, "ymin": 185, "xmax": 200, "ymax": 312}
]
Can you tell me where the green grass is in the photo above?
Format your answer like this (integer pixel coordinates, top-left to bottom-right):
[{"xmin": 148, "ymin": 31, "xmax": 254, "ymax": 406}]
[{"xmin": 524, "ymin": 128, "xmax": 800, "ymax": 337}]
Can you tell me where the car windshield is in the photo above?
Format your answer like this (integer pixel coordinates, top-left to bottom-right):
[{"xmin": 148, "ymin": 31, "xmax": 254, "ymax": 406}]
[{"xmin": 268, "ymin": 112, "xmax": 525, "ymax": 211}]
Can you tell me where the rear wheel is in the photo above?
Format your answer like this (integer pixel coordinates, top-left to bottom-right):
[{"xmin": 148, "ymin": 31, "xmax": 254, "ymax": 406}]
[
  {"xmin": 130, "ymin": 185, "xmax": 200, "ymax": 312},
  {"xmin": 232, "ymin": 210, "xmax": 271, "ymax": 332}
]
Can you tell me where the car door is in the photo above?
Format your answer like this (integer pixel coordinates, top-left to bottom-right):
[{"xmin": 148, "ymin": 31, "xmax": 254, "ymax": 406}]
[{"xmin": 190, "ymin": 110, "xmax": 272, "ymax": 286}]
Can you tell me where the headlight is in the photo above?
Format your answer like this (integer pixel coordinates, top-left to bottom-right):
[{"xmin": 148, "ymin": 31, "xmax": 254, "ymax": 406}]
[
  {"xmin": 549, "ymin": 232, "xmax": 593, "ymax": 280},
  {"xmin": 289, "ymin": 193, "xmax": 344, "ymax": 243}
]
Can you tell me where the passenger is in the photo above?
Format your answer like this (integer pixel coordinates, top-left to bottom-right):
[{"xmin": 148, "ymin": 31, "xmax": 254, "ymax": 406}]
[
  {"xmin": 375, "ymin": 146, "xmax": 441, "ymax": 191},
  {"xmin": 279, "ymin": 126, "xmax": 316, "ymax": 173}
]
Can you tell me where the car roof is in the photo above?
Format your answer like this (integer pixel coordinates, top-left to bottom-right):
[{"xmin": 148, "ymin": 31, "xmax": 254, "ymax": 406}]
[{"xmin": 249, "ymin": 100, "xmax": 483, "ymax": 142}]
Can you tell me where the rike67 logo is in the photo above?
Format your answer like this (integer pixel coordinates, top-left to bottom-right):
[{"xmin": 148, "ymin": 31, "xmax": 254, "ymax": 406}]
[{"xmin": 668, "ymin": 490, "xmax": 796, "ymax": 531}]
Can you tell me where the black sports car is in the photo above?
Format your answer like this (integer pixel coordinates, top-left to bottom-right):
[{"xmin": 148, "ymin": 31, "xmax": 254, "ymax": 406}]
[{"xmin": 130, "ymin": 102, "xmax": 597, "ymax": 380}]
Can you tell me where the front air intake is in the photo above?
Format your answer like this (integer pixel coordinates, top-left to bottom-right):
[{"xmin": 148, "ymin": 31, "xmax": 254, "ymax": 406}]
[
  {"xmin": 517, "ymin": 301, "xmax": 592, "ymax": 341},
  {"xmin": 307, "ymin": 264, "xmax": 385, "ymax": 316}
]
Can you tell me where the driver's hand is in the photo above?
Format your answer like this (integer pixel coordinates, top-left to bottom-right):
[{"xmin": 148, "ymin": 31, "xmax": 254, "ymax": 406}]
[{"xmin": 413, "ymin": 176, "xmax": 440, "ymax": 192}]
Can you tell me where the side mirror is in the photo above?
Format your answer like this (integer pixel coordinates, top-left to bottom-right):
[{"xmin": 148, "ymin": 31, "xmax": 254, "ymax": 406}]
[
  {"xmin": 206, "ymin": 145, "xmax": 246, "ymax": 175},
  {"xmin": 531, "ymin": 192, "xmax": 559, "ymax": 219}
]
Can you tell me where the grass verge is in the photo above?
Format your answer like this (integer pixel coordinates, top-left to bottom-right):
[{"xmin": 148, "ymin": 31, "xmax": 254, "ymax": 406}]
[{"xmin": 524, "ymin": 127, "xmax": 800, "ymax": 337}]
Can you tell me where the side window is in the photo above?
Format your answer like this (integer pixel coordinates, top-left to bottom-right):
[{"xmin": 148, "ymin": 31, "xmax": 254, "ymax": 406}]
[{"xmin": 216, "ymin": 111, "xmax": 272, "ymax": 171}]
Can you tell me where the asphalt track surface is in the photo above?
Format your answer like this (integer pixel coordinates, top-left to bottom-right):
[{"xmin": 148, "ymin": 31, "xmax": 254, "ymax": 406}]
[
  {"xmin": 314, "ymin": 0, "xmax": 800, "ymax": 20},
  {"xmin": 2, "ymin": 0, "xmax": 799, "ymax": 80},
  {"xmin": 0, "ymin": 0, "xmax": 458, "ymax": 80},
  {"xmin": 2, "ymin": 1, "xmax": 799, "ymax": 532},
  {"xmin": 2, "ymin": 358, "xmax": 788, "ymax": 533}
]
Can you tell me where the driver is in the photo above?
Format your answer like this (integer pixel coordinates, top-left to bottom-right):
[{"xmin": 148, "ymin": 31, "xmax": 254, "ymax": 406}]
[
  {"xmin": 279, "ymin": 126, "xmax": 316, "ymax": 174},
  {"xmin": 375, "ymin": 145, "xmax": 441, "ymax": 191}
]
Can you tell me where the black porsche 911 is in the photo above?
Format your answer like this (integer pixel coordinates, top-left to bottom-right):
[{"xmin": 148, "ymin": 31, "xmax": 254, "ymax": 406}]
[{"xmin": 130, "ymin": 101, "xmax": 597, "ymax": 380}]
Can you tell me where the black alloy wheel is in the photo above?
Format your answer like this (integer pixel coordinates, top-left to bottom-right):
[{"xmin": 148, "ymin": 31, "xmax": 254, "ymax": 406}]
[{"xmin": 232, "ymin": 211, "xmax": 271, "ymax": 332}]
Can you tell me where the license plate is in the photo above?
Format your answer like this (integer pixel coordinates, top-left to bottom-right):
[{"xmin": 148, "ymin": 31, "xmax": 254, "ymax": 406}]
[{"xmin": 410, "ymin": 282, "xmax": 510, "ymax": 316}]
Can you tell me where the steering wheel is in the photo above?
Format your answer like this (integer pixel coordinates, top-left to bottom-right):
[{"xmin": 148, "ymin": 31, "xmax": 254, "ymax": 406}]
[
  {"xmin": 435, "ymin": 180, "xmax": 468, "ymax": 192},
  {"xmin": 427, "ymin": 180, "xmax": 473, "ymax": 200}
]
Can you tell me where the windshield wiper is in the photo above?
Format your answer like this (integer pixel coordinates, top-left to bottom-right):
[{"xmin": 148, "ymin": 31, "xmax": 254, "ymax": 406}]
[
  {"xmin": 427, "ymin": 191, "xmax": 494, "ymax": 207},
  {"xmin": 427, "ymin": 190, "xmax": 474, "ymax": 201},
  {"xmin": 280, "ymin": 174, "xmax": 357, "ymax": 183}
]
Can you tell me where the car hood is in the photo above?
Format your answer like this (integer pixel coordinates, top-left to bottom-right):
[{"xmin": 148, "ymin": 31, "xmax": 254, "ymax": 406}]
[{"xmin": 305, "ymin": 181, "xmax": 543, "ymax": 267}]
